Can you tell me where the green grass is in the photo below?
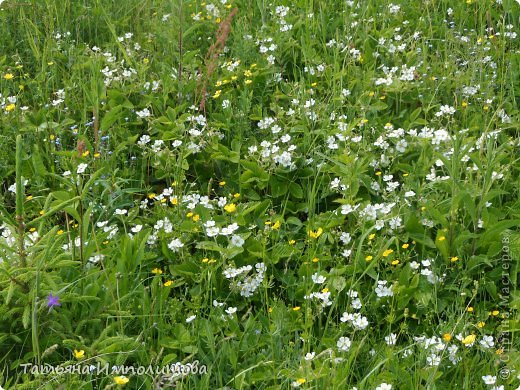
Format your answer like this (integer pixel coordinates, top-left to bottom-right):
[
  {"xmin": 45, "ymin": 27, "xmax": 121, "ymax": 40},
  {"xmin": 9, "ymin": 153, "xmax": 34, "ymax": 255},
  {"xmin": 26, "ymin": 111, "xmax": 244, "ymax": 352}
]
[{"xmin": 0, "ymin": 0, "xmax": 519, "ymax": 388}]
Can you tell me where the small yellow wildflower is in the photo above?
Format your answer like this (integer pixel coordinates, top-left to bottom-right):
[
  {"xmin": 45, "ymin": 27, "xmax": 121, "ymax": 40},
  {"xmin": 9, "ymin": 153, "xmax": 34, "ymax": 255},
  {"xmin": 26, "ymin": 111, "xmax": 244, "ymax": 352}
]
[
  {"xmin": 114, "ymin": 376, "xmax": 129, "ymax": 385},
  {"xmin": 495, "ymin": 348, "xmax": 504, "ymax": 355},
  {"xmin": 365, "ymin": 255, "xmax": 373, "ymax": 261},
  {"xmin": 233, "ymin": 193, "xmax": 240, "ymax": 199},
  {"xmin": 57, "ymin": 230, "xmax": 64, "ymax": 235},
  {"xmin": 73, "ymin": 349, "xmax": 85, "ymax": 359},
  {"xmin": 186, "ymin": 212, "xmax": 194, "ymax": 218},
  {"xmin": 461, "ymin": 101, "xmax": 468, "ymax": 108},
  {"xmin": 82, "ymin": 150, "xmax": 90, "ymax": 157},
  {"xmin": 451, "ymin": 256, "xmax": 459, "ymax": 262},
  {"xmin": 192, "ymin": 214, "xmax": 200, "ymax": 222},
  {"xmin": 375, "ymin": 171, "xmax": 382, "ymax": 176},
  {"xmin": 288, "ymin": 239, "xmax": 296, "ymax": 245},
  {"xmin": 170, "ymin": 197, "xmax": 178, "ymax": 205},
  {"xmin": 443, "ymin": 333, "xmax": 452, "ymax": 342},
  {"xmin": 382, "ymin": 249, "xmax": 394, "ymax": 257},
  {"xmin": 268, "ymin": 307, "xmax": 273, "ymax": 313},
  {"xmin": 213, "ymin": 90, "xmax": 221, "ymax": 99},
  {"xmin": 164, "ymin": 280, "xmax": 173, "ymax": 287},
  {"xmin": 311, "ymin": 82, "xmax": 317, "ymax": 87},
  {"xmin": 467, "ymin": 307, "xmax": 474, "ymax": 312},
  {"xmin": 224, "ymin": 203, "xmax": 237, "ymax": 213},
  {"xmin": 322, "ymin": 288, "xmax": 329, "ymax": 293},
  {"xmin": 368, "ymin": 233, "xmax": 376, "ymax": 240},
  {"xmin": 143, "ymin": 58, "xmax": 149, "ymax": 64},
  {"xmin": 368, "ymin": 91, "xmax": 375, "ymax": 97},
  {"xmin": 244, "ymin": 70, "xmax": 252, "ymax": 77},
  {"xmin": 272, "ymin": 220, "xmax": 281, "ymax": 229},
  {"xmin": 461, "ymin": 334, "xmax": 476, "ymax": 345},
  {"xmin": 308, "ymin": 228, "xmax": 323, "ymax": 239},
  {"xmin": 94, "ymin": 152, "xmax": 101, "ymax": 158},
  {"xmin": 292, "ymin": 306, "xmax": 301, "ymax": 311},
  {"xmin": 202, "ymin": 258, "xmax": 209, "ymax": 263},
  {"xmin": 477, "ymin": 321, "xmax": 485, "ymax": 328},
  {"xmin": 29, "ymin": 228, "xmax": 36, "ymax": 232},
  {"xmin": 151, "ymin": 268, "xmax": 163, "ymax": 275},
  {"xmin": 5, "ymin": 104, "xmax": 15, "ymax": 112},
  {"xmin": 438, "ymin": 236, "xmax": 446, "ymax": 241},
  {"xmin": 219, "ymin": 181, "xmax": 226, "ymax": 186},
  {"xmin": 26, "ymin": 195, "xmax": 33, "ymax": 200},
  {"xmin": 244, "ymin": 79, "xmax": 252, "ymax": 85},
  {"xmin": 402, "ymin": 243, "xmax": 409, "ymax": 249},
  {"xmin": 3, "ymin": 73, "xmax": 14, "ymax": 80},
  {"xmin": 391, "ymin": 259, "xmax": 400, "ymax": 265},
  {"xmin": 491, "ymin": 310, "xmax": 499, "ymax": 316},
  {"xmin": 296, "ymin": 378, "xmax": 306, "ymax": 385},
  {"xmin": 39, "ymin": 210, "xmax": 45, "ymax": 216},
  {"xmin": 311, "ymin": 257, "xmax": 319, "ymax": 263}
]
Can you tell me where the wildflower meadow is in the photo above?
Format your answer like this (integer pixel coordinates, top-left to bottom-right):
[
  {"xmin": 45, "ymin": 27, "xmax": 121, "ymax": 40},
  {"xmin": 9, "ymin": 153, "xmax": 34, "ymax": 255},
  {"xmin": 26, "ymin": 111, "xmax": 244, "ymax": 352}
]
[{"xmin": 0, "ymin": 0, "xmax": 519, "ymax": 388}]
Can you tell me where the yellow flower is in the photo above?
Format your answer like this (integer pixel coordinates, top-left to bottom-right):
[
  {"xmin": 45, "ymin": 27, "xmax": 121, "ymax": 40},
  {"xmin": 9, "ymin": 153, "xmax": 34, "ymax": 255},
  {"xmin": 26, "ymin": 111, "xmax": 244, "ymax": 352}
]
[
  {"xmin": 297, "ymin": 378, "xmax": 306, "ymax": 384},
  {"xmin": 244, "ymin": 79, "xmax": 252, "ymax": 85},
  {"xmin": 265, "ymin": 221, "xmax": 272, "ymax": 225},
  {"xmin": 94, "ymin": 152, "xmax": 101, "ymax": 158},
  {"xmin": 272, "ymin": 220, "xmax": 281, "ymax": 230},
  {"xmin": 114, "ymin": 376, "xmax": 129, "ymax": 385},
  {"xmin": 368, "ymin": 233, "xmax": 376, "ymax": 240},
  {"xmin": 39, "ymin": 210, "xmax": 45, "ymax": 215},
  {"xmin": 311, "ymin": 257, "xmax": 319, "ymax": 263},
  {"xmin": 73, "ymin": 349, "xmax": 85, "ymax": 359},
  {"xmin": 202, "ymin": 258, "xmax": 209, "ymax": 263},
  {"xmin": 233, "ymin": 193, "xmax": 240, "ymax": 199},
  {"xmin": 151, "ymin": 268, "xmax": 163, "ymax": 275},
  {"xmin": 495, "ymin": 348, "xmax": 504, "ymax": 355},
  {"xmin": 477, "ymin": 321, "xmax": 485, "ymax": 328},
  {"xmin": 288, "ymin": 239, "xmax": 296, "ymax": 245},
  {"xmin": 26, "ymin": 195, "xmax": 33, "ymax": 200},
  {"xmin": 308, "ymin": 228, "xmax": 323, "ymax": 239},
  {"xmin": 5, "ymin": 104, "xmax": 15, "ymax": 112},
  {"xmin": 57, "ymin": 230, "xmax": 64, "ymax": 235},
  {"xmin": 224, "ymin": 203, "xmax": 237, "ymax": 213},
  {"xmin": 368, "ymin": 91, "xmax": 375, "ymax": 97},
  {"xmin": 443, "ymin": 333, "xmax": 452, "ymax": 342},
  {"xmin": 438, "ymin": 236, "xmax": 446, "ymax": 241},
  {"xmin": 391, "ymin": 259, "xmax": 400, "ymax": 265},
  {"xmin": 461, "ymin": 101, "xmax": 468, "ymax": 108},
  {"xmin": 29, "ymin": 227, "xmax": 36, "ymax": 232},
  {"xmin": 321, "ymin": 288, "xmax": 329, "ymax": 293},
  {"xmin": 268, "ymin": 307, "xmax": 273, "ymax": 313},
  {"xmin": 170, "ymin": 197, "xmax": 178, "ymax": 205},
  {"xmin": 451, "ymin": 256, "xmax": 459, "ymax": 262},
  {"xmin": 461, "ymin": 334, "xmax": 476, "ymax": 345},
  {"xmin": 244, "ymin": 70, "xmax": 252, "ymax": 77},
  {"xmin": 292, "ymin": 306, "xmax": 301, "ymax": 311},
  {"xmin": 467, "ymin": 306, "xmax": 474, "ymax": 312},
  {"xmin": 213, "ymin": 90, "xmax": 221, "ymax": 99},
  {"xmin": 483, "ymin": 105, "xmax": 489, "ymax": 111},
  {"xmin": 382, "ymin": 249, "xmax": 394, "ymax": 257},
  {"xmin": 375, "ymin": 171, "xmax": 382, "ymax": 176},
  {"xmin": 186, "ymin": 212, "xmax": 194, "ymax": 218},
  {"xmin": 164, "ymin": 280, "xmax": 173, "ymax": 287},
  {"xmin": 3, "ymin": 73, "xmax": 14, "ymax": 80},
  {"xmin": 192, "ymin": 214, "xmax": 200, "ymax": 222},
  {"xmin": 147, "ymin": 193, "xmax": 156, "ymax": 199},
  {"xmin": 365, "ymin": 255, "xmax": 373, "ymax": 261},
  {"xmin": 219, "ymin": 181, "xmax": 226, "ymax": 186},
  {"xmin": 402, "ymin": 243, "xmax": 409, "ymax": 249},
  {"xmin": 143, "ymin": 58, "xmax": 149, "ymax": 64},
  {"xmin": 491, "ymin": 310, "xmax": 499, "ymax": 316}
]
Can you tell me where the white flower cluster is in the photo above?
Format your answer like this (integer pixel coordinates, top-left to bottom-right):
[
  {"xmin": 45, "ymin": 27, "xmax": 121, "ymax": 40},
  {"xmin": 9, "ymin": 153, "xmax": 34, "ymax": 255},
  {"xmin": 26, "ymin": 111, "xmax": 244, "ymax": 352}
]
[{"xmin": 224, "ymin": 263, "xmax": 266, "ymax": 297}]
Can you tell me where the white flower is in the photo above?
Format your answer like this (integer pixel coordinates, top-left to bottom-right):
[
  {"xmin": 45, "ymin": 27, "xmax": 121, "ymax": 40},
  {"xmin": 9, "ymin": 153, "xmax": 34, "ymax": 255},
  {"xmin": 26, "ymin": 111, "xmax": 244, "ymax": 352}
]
[
  {"xmin": 63, "ymin": 170, "xmax": 71, "ymax": 177},
  {"xmin": 385, "ymin": 333, "xmax": 397, "ymax": 345},
  {"xmin": 337, "ymin": 336, "xmax": 351, "ymax": 352},
  {"xmin": 136, "ymin": 108, "xmax": 151, "ymax": 118},
  {"xmin": 77, "ymin": 163, "xmax": 88, "ymax": 174},
  {"xmin": 482, "ymin": 376, "xmax": 496, "ymax": 385},
  {"xmin": 131, "ymin": 225, "xmax": 142, "ymax": 233},
  {"xmin": 230, "ymin": 235, "xmax": 245, "ymax": 247},
  {"xmin": 225, "ymin": 307, "xmax": 237, "ymax": 316},
  {"xmin": 114, "ymin": 208, "xmax": 127, "ymax": 215},
  {"xmin": 480, "ymin": 335, "xmax": 494, "ymax": 349},
  {"xmin": 185, "ymin": 315, "xmax": 196, "ymax": 323},
  {"xmin": 311, "ymin": 273, "xmax": 326, "ymax": 284},
  {"xmin": 304, "ymin": 352, "xmax": 315, "ymax": 361},
  {"xmin": 376, "ymin": 383, "xmax": 392, "ymax": 390},
  {"xmin": 168, "ymin": 238, "xmax": 184, "ymax": 252}
]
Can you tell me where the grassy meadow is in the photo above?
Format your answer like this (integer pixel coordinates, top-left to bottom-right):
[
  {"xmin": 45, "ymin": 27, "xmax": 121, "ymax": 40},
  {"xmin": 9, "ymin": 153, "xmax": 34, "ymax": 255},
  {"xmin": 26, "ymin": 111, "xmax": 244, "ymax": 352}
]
[{"xmin": 0, "ymin": 0, "xmax": 519, "ymax": 388}]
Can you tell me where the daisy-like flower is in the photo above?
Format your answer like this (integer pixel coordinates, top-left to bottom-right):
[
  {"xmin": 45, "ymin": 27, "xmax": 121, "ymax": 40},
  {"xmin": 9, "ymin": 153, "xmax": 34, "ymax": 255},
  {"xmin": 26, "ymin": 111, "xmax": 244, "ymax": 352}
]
[{"xmin": 337, "ymin": 336, "xmax": 351, "ymax": 352}]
